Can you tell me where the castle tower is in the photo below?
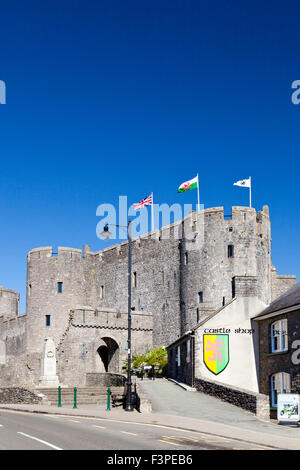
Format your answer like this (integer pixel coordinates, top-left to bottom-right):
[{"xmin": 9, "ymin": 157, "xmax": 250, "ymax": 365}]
[
  {"xmin": 179, "ymin": 206, "xmax": 272, "ymax": 334},
  {"xmin": 26, "ymin": 247, "xmax": 90, "ymax": 353},
  {"xmin": 0, "ymin": 287, "xmax": 19, "ymax": 320}
]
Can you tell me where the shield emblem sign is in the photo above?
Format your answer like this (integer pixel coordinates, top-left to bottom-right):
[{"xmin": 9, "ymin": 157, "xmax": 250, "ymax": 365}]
[{"xmin": 203, "ymin": 334, "xmax": 229, "ymax": 375}]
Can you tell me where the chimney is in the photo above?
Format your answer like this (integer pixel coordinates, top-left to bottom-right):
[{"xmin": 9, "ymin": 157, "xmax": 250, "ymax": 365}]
[{"xmin": 232, "ymin": 276, "xmax": 258, "ymax": 298}]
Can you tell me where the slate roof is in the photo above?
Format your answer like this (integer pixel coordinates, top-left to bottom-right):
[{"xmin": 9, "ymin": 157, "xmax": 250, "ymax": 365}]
[{"xmin": 254, "ymin": 282, "xmax": 300, "ymax": 319}]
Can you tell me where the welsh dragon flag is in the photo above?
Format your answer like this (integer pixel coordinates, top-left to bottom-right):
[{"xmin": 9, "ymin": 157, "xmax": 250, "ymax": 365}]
[{"xmin": 178, "ymin": 175, "xmax": 198, "ymax": 193}]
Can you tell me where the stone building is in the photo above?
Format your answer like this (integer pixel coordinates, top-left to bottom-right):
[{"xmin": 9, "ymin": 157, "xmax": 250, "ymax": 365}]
[
  {"xmin": 167, "ymin": 281, "xmax": 300, "ymax": 420},
  {"xmin": 253, "ymin": 283, "xmax": 300, "ymax": 418},
  {"xmin": 0, "ymin": 204, "xmax": 296, "ymax": 389},
  {"xmin": 167, "ymin": 268, "xmax": 297, "ymax": 420},
  {"xmin": 167, "ymin": 275, "xmax": 269, "ymax": 418}
]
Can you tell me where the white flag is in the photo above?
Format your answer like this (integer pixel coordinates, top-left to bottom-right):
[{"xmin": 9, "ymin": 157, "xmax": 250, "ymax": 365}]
[{"xmin": 233, "ymin": 178, "xmax": 251, "ymax": 188}]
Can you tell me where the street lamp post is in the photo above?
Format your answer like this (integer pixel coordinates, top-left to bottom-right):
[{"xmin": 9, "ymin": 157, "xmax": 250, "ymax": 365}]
[
  {"xmin": 99, "ymin": 220, "xmax": 133, "ymax": 412},
  {"xmin": 126, "ymin": 218, "xmax": 133, "ymax": 411}
]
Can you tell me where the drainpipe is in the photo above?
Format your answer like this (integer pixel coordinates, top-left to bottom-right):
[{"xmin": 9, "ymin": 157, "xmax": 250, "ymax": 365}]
[{"xmin": 191, "ymin": 333, "xmax": 195, "ymax": 388}]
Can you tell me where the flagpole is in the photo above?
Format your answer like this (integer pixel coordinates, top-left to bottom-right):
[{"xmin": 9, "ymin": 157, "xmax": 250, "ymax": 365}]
[
  {"xmin": 197, "ymin": 173, "xmax": 200, "ymax": 222},
  {"xmin": 249, "ymin": 176, "xmax": 252, "ymax": 208},
  {"xmin": 151, "ymin": 192, "xmax": 154, "ymax": 232}
]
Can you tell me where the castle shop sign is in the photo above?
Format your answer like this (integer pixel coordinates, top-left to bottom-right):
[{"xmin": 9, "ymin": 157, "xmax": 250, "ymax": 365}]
[
  {"xmin": 203, "ymin": 334, "xmax": 229, "ymax": 375},
  {"xmin": 202, "ymin": 327, "xmax": 256, "ymax": 376}
]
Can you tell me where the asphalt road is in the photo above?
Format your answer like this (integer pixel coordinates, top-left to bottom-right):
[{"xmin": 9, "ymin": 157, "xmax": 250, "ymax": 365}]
[{"xmin": 0, "ymin": 409, "xmax": 277, "ymax": 450}]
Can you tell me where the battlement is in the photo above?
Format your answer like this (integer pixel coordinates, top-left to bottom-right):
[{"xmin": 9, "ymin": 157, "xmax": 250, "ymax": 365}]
[
  {"xmin": 27, "ymin": 206, "xmax": 270, "ymax": 264},
  {"xmin": 0, "ymin": 287, "xmax": 19, "ymax": 297},
  {"xmin": 0, "ymin": 314, "xmax": 26, "ymax": 337},
  {"xmin": 71, "ymin": 307, "xmax": 153, "ymax": 331},
  {"xmin": 28, "ymin": 246, "xmax": 84, "ymax": 260},
  {"xmin": 202, "ymin": 205, "xmax": 269, "ymax": 223}
]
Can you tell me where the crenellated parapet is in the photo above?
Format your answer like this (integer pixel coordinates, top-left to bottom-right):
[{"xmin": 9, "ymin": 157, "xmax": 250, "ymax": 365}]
[
  {"xmin": 0, "ymin": 314, "xmax": 26, "ymax": 339},
  {"xmin": 71, "ymin": 307, "xmax": 153, "ymax": 331}
]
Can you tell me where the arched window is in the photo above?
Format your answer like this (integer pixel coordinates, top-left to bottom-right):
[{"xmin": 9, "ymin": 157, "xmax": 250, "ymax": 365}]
[
  {"xmin": 270, "ymin": 319, "xmax": 288, "ymax": 353},
  {"xmin": 270, "ymin": 372, "xmax": 291, "ymax": 407}
]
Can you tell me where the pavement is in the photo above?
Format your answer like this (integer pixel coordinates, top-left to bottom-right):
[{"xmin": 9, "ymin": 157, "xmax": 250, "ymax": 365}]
[{"xmin": 0, "ymin": 378, "xmax": 300, "ymax": 450}]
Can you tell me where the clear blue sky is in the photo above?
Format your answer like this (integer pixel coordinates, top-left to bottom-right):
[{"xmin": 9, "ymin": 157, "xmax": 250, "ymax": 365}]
[{"xmin": 0, "ymin": 0, "xmax": 299, "ymax": 312}]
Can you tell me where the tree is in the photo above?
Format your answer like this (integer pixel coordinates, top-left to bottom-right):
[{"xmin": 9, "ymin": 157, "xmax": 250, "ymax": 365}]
[{"xmin": 122, "ymin": 346, "xmax": 168, "ymax": 375}]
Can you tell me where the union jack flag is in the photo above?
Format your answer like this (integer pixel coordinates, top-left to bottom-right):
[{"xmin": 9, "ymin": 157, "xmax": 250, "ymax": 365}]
[{"xmin": 133, "ymin": 194, "xmax": 153, "ymax": 210}]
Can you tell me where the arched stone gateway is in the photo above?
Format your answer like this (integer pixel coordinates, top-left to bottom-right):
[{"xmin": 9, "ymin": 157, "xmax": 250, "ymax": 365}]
[{"xmin": 95, "ymin": 337, "xmax": 119, "ymax": 373}]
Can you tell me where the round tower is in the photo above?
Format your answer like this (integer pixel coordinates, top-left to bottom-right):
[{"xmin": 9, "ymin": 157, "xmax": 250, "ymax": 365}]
[
  {"xmin": 180, "ymin": 205, "xmax": 271, "ymax": 332},
  {"xmin": 26, "ymin": 246, "xmax": 90, "ymax": 354}
]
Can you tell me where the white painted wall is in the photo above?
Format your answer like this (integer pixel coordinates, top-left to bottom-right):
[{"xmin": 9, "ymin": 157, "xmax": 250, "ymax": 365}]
[{"xmin": 195, "ymin": 297, "xmax": 266, "ymax": 392}]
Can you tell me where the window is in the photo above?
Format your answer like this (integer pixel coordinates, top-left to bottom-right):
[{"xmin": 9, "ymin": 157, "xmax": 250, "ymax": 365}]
[
  {"xmin": 99, "ymin": 285, "xmax": 104, "ymax": 299},
  {"xmin": 184, "ymin": 252, "xmax": 188, "ymax": 265},
  {"xmin": 228, "ymin": 245, "xmax": 234, "ymax": 258},
  {"xmin": 45, "ymin": 315, "xmax": 51, "ymax": 327},
  {"xmin": 132, "ymin": 272, "xmax": 137, "ymax": 288},
  {"xmin": 270, "ymin": 372, "xmax": 291, "ymax": 407},
  {"xmin": 232, "ymin": 278, "xmax": 236, "ymax": 298},
  {"xmin": 196, "ymin": 308, "xmax": 200, "ymax": 323},
  {"xmin": 270, "ymin": 319, "xmax": 288, "ymax": 353},
  {"xmin": 177, "ymin": 346, "xmax": 181, "ymax": 367},
  {"xmin": 198, "ymin": 291, "xmax": 203, "ymax": 304},
  {"xmin": 186, "ymin": 339, "xmax": 190, "ymax": 363},
  {"xmin": 28, "ymin": 284, "xmax": 32, "ymax": 296},
  {"xmin": 223, "ymin": 297, "xmax": 226, "ymax": 306},
  {"xmin": 57, "ymin": 282, "xmax": 63, "ymax": 293}
]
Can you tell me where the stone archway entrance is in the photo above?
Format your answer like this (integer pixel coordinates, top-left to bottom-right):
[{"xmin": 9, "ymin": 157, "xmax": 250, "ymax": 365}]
[
  {"xmin": 97, "ymin": 345, "xmax": 109, "ymax": 372},
  {"xmin": 95, "ymin": 337, "xmax": 120, "ymax": 373}
]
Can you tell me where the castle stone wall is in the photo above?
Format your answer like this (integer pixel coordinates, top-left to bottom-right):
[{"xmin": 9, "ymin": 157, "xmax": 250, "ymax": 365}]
[
  {"xmin": 271, "ymin": 266, "xmax": 296, "ymax": 301},
  {"xmin": 56, "ymin": 307, "xmax": 153, "ymax": 386},
  {"xmin": 24, "ymin": 205, "xmax": 293, "ymax": 356},
  {"xmin": 0, "ymin": 204, "xmax": 295, "ymax": 388},
  {"xmin": 0, "ymin": 314, "xmax": 39, "ymax": 388}
]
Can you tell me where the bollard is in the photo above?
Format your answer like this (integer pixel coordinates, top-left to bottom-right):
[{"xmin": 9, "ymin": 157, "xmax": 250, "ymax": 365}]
[
  {"xmin": 73, "ymin": 387, "xmax": 77, "ymax": 409},
  {"xmin": 106, "ymin": 387, "xmax": 111, "ymax": 411},
  {"xmin": 58, "ymin": 386, "xmax": 62, "ymax": 407}
]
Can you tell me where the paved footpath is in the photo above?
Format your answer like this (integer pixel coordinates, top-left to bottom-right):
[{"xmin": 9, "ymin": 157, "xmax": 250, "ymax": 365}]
[{"xmin": 0, "ymin": 379, "xmax": 300, "ymax": 450}]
